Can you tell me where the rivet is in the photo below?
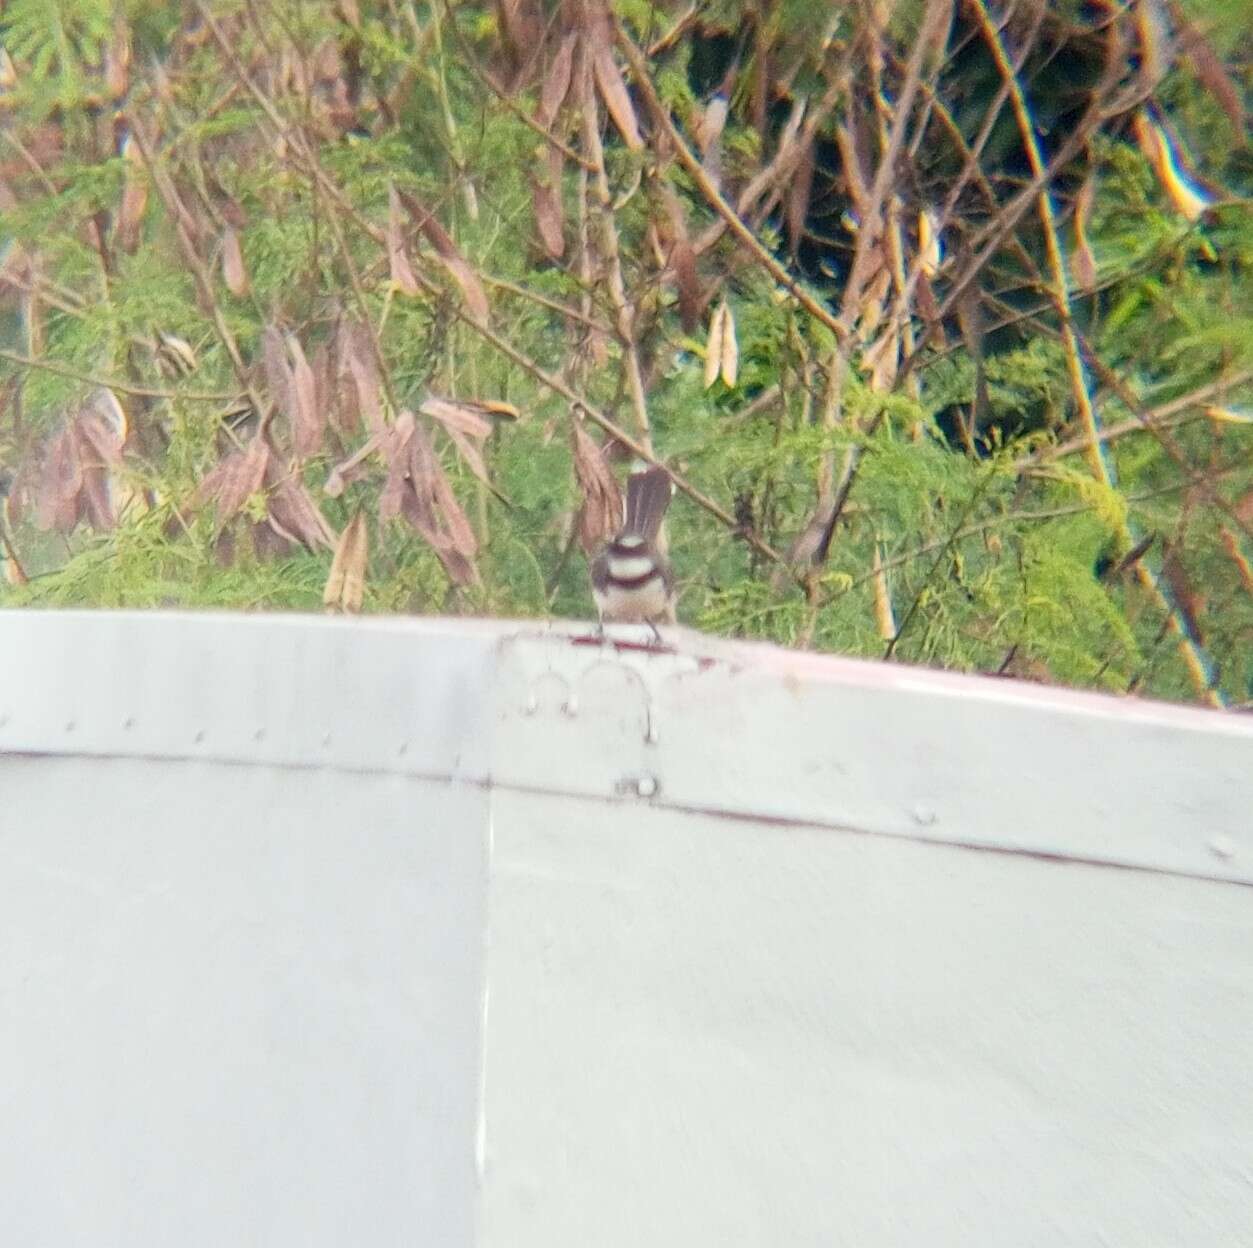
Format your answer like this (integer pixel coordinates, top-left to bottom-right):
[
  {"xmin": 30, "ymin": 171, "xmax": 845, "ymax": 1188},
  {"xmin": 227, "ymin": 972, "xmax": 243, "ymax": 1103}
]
[
  {"xmin": 563, "ymin": 695, "xmax": 579, "ymax": 718},
  {"xmin": 1208, "ymin": 835, "xmax": 1236, "ymax": 861},
  {"xmin": 194, "ymin": 729, "xmax": 206, "ymax": 744},
  {"xmin": 65, "ymin": 720, "xmax": 76, "ymax": 733},
  {"xmin": 523, "ymin": 694, "xmax": 538, "ymax": 716},
  {"xmin": 911, "ymin": 803, "xmax": 937, "ymax": 827},
  {"xmin": 635, "ymin": 774, "xmax": 658, "ymax": 798},
  {"xmin": 397, "ymin": 742, "xmax": 409, "ymax": 757},
  {"xmin": 122, "ymin": 717, "xmax": 135, "ymax": 730}
]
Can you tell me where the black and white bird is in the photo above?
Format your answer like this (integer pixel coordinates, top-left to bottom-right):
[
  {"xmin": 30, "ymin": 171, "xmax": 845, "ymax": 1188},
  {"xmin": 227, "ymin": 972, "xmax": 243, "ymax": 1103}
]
[{"xmin": 590, "ymin": 465, "xmax": 675, "ymax": 630}]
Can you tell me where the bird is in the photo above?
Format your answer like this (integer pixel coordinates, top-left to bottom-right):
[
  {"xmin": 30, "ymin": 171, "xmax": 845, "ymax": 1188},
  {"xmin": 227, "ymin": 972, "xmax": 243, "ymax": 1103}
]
[{"xmin": 590, "ymin": 465, "xmax": 675, "ymax": 633}]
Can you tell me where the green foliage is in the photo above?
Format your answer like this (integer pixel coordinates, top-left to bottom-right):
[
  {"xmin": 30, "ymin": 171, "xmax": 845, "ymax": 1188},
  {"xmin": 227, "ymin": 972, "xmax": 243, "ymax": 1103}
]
[{"xmin": 1, "ymin": 0, "xmax": 1250, "ymax": 710}]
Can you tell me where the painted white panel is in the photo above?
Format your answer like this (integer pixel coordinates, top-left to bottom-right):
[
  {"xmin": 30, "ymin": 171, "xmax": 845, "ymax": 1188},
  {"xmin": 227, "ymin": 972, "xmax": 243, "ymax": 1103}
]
[
  {"xmin": 2, "ymin": 612, "xmax": 1249, "ymax": 882},
  {"xmin": 1, "ymin": 611, "xmax": 1251, "ymax": 1247},
  {"xmin": 0, "ymin": 610, "xmax": 498, "ymax": 783},
  {"xmin": 491, "ymin": 631, "xmax": 1253, "ymax": 885},
  {"xmin": 483, "ymin": 791, "xmax": 1253, "ymax": 1248},
  {"xmin": 0, "ymin": 755, "xmax": 486, "ymax": 1248}
]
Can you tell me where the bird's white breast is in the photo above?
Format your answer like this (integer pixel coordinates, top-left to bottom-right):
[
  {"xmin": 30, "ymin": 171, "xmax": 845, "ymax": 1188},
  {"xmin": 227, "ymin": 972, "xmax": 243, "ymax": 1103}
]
[{"xmin": 594, "ymin": 574, "xmax": 671, "ymax": 623}]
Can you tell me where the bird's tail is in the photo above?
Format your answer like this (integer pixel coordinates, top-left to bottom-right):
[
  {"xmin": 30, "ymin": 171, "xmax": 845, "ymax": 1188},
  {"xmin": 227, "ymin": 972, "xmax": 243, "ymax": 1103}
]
[{"xmin": 623, "ymin": 466, "xmax": 673, "ymax": 541}]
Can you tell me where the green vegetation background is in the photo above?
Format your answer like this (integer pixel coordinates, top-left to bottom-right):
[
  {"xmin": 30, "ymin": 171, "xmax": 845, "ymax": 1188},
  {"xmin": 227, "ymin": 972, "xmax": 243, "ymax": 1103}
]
[{"xmin": 0, "ymin": 1, "xmax": 1249, "ymax": 708}]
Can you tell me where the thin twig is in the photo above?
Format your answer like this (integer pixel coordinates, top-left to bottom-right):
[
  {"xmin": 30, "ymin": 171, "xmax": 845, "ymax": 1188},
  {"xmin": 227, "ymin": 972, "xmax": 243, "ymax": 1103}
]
[
  {"xmin": 0, "ymin": 350, "xmax": 234, "ymax": 402},
  {"xmin": 615, "ymin": 22, "xmax": 850, "ymax": 343},
  {"xmin": 576, "ymin": 42, "xmax": 652, "ymax": 445}
]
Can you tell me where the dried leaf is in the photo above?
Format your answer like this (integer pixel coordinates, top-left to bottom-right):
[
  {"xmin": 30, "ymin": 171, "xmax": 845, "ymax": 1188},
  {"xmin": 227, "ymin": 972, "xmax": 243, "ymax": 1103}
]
[
  {"xmin": 397, "ymin": 188, "xmax": 489, "ymax": 323},
  {"xmin": 379, "ymin": 411, "xmax": 479, "ymax": 584},
  {"xmin": 872, "ymin": 543, "xmax": 896, "ymax": 640},
  {"xmin": 323, "ymin": 508, "xmax": 369, "ymax": 611},
  {"xmin": 310, "ymin": 341, "xmax": 334, "ymax": 433},
  {"xmin": 1161, "ymin": 542, "xmax": 1207, "ymax": 646},
  {"xmin": 74, "ymin": 402, "xmax": 127, "ymax": 484},
  {"xmin": 672, "ymin": 236, "xmax": 701, "ymax": 332},
  {"xmin": 201, "ymin": 435, "xmax": 270, "ymax": 529},
  {"xmin": 117, "ymin": 178, "xmax": 147, "ymax": 255},
  {"xmin": 704, "ymin": 302, "xmax": 726, "ymax": 390},
  {"xmin": 496, "ymin": 0, "xmax": 539, "ymax": 60},
  {"xmin": 719, "ymin": 300, "xmax": 738, "ymax": 388},
  {"xmin": 660, "ymin": 187, "xmax": 700, "ymax": 332},
  {"xmin": 378, "ymin": 410, "xmax": 417, "ymax": 524},
  {"xmin": 863, "ymin": 322, "xmax": 900, "ymax": 394},
  {"xmin": 588, "ymin": 327, "xmax": 610, "ymax": 369},
  {"xmin": 338, "ymin": 319, "xmax": 383, "ymax": 433},
  {"xmin": 1070, "ymin": 176, "xmax": 1098, "ymax": 292},
  {"xmin": 570, "ymin": 422, "xmax": 622, "ymax": 554},
  {"xmin": 834, "ymin": 121, "xmax": 869, "ymax": 217},
  {"xmin": 855, "ymin": 264, "xmax": 892, "ymax": 341},
  {"xmin": 592, "ymin": 47, "xmax": 643, "ymax": 151},
  {"xmin": 410, "ymin": 420, "xmax": 480, "ymax": 584},
  {"xmin": 387, "ymin": 183, "xmax": 421, "ymax": 295},
  {"xmin": 105, "ymin": 28, "xmax": 129, "ymax": 101},
  {"xmin": 916, "ymin": 272, "xmax": 941, "ymax": 324},
  {"xmin": 786, "ymin": 138, "xmax": 815, "ymax": 257},
  {"xmin": 81, "ymin": 212, "xmax": 107, "ymax": 266},
  {"xmin": 324, "ymin": 428, "xmax": 386, "ymax": 497},
  {"xmin": 79, "ymin": 387, "xmax": 128, "ymax": 449},
  {"xmin": 692, "ymin": 93, "xmax": 728, "ymax": 158},
  {"xmin": 443, "ymin": 425, "xmax": 491, "ymax": 487},
  {"xmin": 264, "ymin": 457, "xmax": 336, "ymax": 551},
  {"xmin": 533, "ymin": 182, "xmax": 563, "ymax": 258},
  {"xmin": 440, "ymin": 251, "xmax": 489, "ymax": 326},
  {"xmin": 1135, "ymin": 0, "xmax": 1171, "ymax": 87},
  {"xmin": 917, "ymin": 207, "xmax": 942, "ymax": 277},
  {"xmin": 285, "ymin": 333, "xmax": 324, "ymax": 458},
  {"xmin": 261, "ymin": 322, "xmax": 294, "ymax": 417},
  {"xmin": 221, "ymin": 225, "xmax": 249, "ymax": 296},
  {"xmin": 250, "ymin": 518, "xmax": 291, "ymax": 561},
  {"xmin": 36, "ymin": 428, "xmax": 83, "ymax": 534},
  {"xmin": 32, "ymin": 393, "xmax": 127, "ymax": 533},
  {"xmin": 418, "ymin": 396, "xmax": 498, "ymax": 486},
  {"xmin": 533, "ymin": 146, "xmax": 565, "ymax": 259},
  {"xmin": 419, "ymin": 429, "xmax": 479, "ymax": 562},
  {"xmin": 156, "ymin": 331, "xmax": 197, "ymax": 377},
  {"xmin": 538, "ymin": 32, "xmax": 577, "ymax": 128},
  {"xmin": 419, "ymin": 396, "xmax": 495, "ymax": 439},
  {"xmin": 77, "ymin": 441, "xmax": 116, "ymax": 532},
  {"xmin": 4, "ymin": 456, "xmax": 36, "ymax": 529}
]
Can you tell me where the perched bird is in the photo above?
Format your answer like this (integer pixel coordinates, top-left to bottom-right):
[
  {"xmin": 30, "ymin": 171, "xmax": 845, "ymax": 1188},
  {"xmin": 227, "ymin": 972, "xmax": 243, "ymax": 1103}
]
[{"xmin": 590, "ymin": 465, "xmax": 675, "ymax": 631}]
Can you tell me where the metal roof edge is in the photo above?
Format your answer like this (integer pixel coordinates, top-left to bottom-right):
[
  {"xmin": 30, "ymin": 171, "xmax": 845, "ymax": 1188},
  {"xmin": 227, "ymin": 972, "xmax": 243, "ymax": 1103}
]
[{"xmin": 2, "ymin": 610, "xmax": 1250, "ymax": 884}]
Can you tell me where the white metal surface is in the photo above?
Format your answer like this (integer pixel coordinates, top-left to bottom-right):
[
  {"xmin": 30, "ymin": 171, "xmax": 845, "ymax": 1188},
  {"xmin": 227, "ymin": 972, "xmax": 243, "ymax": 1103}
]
[
  {"xmin": 484, "ymin": 790, "xmax": 1253, "ymax": 1246},
  {"xmin": 1, "ymin": 611, "xmax": 1251, "ymax": 1246},
  {"xmin": 0, "ymin": 753, "xmax": 486, "ymax": 1247}
]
